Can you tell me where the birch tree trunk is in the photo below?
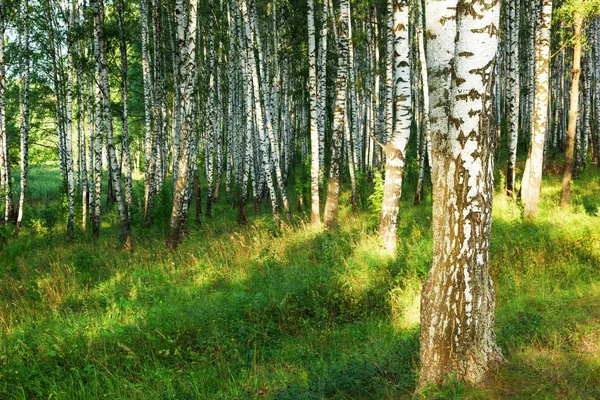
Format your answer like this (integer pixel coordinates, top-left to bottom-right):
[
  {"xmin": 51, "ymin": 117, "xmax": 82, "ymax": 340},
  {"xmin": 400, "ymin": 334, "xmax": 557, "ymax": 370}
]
[
  {"xmin": 63, "ymin": 0, "xmax": 76, "ymax": 241},
  {"xmin": 88, "ymin": 39, "xmax": 101, "ymax": 238},
  {"xmin": 117, "ymin": 0, "xmax": 132, "ymax": 219},
  {"xmin": 561, "ymin": 5, "xmax": 583, "ymax": 207},
  {"xmin": 206, "ymin": 0, "xmax": 216, "ymax": 218},
  {"xmin": 0, "ymin": 0, "xmax": 12, "ymax": 230},
  {"xmin": 418, "ymin": 0, "xmax": 505, "ymax": 389},
  {"xmin": 317, "ymin": 0, "xmax": 327, "ymax": 171},
  {"xmin": 521, "ymin": 0, "xmax": 552, "ymax": 219},
  {"xmin": 76, "ymin": 21, "xmax": 87, "ymax": 231},
  {"xmin": 140, "ymin": 0, "xmax": 154, "ymax": 226},
  {"xmin": 379, "ymin": 0, "xmax": 410, "ymax": 254},
  {"xmin": 384, "ymin": 0, "xmax": 394, "ymax": 144},
  {"xmin": 166, "ymin": 0, "xmax": 198, "ymax": 248},
  {"xmin": 323, "ymin": 0, "xmax": 349, "ymax": 230},
  {"xmin": 94, "ymin": 0, "xmax": 131, "ymax": 248},
  {"xmin": 414, "ymin": 0, "xmax": 431, "ymax": 206},
  {"xmin": 594, "ymin": 18, "xmax": 600, "ymax": 166},
  {"xmin": 15, "ymin": 0, "xmax": 31, "ymax": 238},
  {"xmin": 250, "ymin": 0, "xmax": 290, "ymax": 219},
  {"xmin": 308, "ymin": 0, "xmax": 320, "ymax": 225},
  {"xmin": 506, "ymin": 0, "xmax": 520, "ymax": 197},
  {"xmin": 166, "ymin": 2, "xmax": 182, "ymax": 189},
  {"xmin": 241, "ymin": 0, "xmax": 279, "ymax": 223}
]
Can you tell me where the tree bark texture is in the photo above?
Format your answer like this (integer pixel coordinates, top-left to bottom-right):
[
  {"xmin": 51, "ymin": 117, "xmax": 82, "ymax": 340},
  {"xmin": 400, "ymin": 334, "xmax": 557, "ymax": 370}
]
[
  {"xmin": 561, "ymin": 6, "xmax": 582, "ymax": 207},
  {"xmin": 419, "ymin": 0, "xmax": 505, "ymax": 389}
]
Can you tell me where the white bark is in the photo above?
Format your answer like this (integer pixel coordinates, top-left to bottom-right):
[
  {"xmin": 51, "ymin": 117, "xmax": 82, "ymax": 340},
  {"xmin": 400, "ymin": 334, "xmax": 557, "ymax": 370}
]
[
  {"xmin": 379, "ymin": 0, "xmax": 411, "ymax": 253},
  {"xmin": 323, "ymin": 0, "xmax": 349, "ymax": 229},
  {"xmin": 419, "ymin": 0, "xmax": 504, "ymax": 388},
  {"xmin": 522, "ymin": 0, "xmax": 552, "ymax": 219},
  {"xmin": 15, "ymin": 0, "xmax": 31, "ymax": 238},
  {"xmin": 506, "ymin": 0, "xmax": 520, "ymax": 197},
  {"xmin": 308, "ymin": 0, "xmax": 320, "ymax": 225}
]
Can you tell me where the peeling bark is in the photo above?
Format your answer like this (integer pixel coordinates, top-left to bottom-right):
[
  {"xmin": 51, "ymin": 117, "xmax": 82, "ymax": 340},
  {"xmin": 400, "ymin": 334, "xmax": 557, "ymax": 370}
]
[{"xmin": 418, "ymin": 0, "xmax": 505, "ymax": 389}]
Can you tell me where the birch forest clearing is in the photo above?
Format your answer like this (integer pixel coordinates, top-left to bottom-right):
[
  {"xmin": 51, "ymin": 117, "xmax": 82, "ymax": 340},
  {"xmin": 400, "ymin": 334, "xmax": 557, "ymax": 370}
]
[{"xmin": 0, "ymin": 0, "xmax": 600, "ymax": 397}]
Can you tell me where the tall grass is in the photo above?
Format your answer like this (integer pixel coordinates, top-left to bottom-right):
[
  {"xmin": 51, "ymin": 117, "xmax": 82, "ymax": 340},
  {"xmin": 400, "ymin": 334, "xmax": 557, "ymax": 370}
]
[{"xmin": 0, "ymin": 164, "xmax": 598, "ymax": 399}]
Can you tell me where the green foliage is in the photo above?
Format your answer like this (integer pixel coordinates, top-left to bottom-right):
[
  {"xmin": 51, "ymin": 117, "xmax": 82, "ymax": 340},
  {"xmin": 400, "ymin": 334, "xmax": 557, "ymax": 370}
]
[
  {"xmin": 418, "ymin": 373, "xmax": 465, "ymax": 400},
  {"xmin": 367, "ymin": 169, "xmax": 384, "ymax": 227}
]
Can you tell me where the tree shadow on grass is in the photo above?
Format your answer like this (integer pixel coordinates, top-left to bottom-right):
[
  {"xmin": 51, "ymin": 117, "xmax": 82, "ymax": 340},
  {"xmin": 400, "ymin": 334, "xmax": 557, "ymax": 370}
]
[
  {"xmin": 0, "ymin": 223, "xmax": 421, "ymax": 399},
  {"xmin": 484, "ymin": 216, "xmax": 600, "ymax": 399}
]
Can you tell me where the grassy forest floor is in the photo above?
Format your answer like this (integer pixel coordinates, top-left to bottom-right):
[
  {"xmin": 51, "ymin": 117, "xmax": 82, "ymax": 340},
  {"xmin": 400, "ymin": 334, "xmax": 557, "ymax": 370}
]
[{"xmin": 0, "ymin": 160, "xmax": 599, "ymax": 399}]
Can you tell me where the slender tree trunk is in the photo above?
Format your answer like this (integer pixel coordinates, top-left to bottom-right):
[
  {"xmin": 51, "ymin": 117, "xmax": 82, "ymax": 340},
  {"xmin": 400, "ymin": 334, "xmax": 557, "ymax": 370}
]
[
  {"xmin": 561, "ymin": 6, "xmax": 583, "ymax": 207},
  {"xmin": 117, "ymin": 0, "xmax": 132, "ymax": 219},
  {"xmin": 166, "ymin": 3, "xmax": 182, "ymax": 190},
  {"xmin": 521, "ymin": 0, "xmax": 552, "ymax": 219},
  {"xmin": 250, "ymin": 0, "xmax": 290, "ymax": 219},
  {"xmin": 0, "ymin": 0, "xmax": 13, "ymax": 231},
  {"xmin": 76, "ymin": 30, "xmax": 87, "ymax": 231},
  {"xmin": 166, "ymin": 0, "xmax": 198, "ymax": 248},
  {"xmin": 206, "ymin": 0, "xmax": 216, "ymax": 218},
  {"xmin": 308, "ymin": 0, "xmax": 320, "ymax": 225},
  {"xmin": 94, "ymin": 0, "xmax": 131, "ymax": 247},
  {"xmin": 63, "ymin": 0, "xmax": 76, "ymax": 242},
  {"xmin": 594, "ymin": 18, "xmax": 600, "ymax": 166},
  {"xmin": 241, "ymin": 0, "xmax": 279, "ymax": 223},
  {"xmin": 323, "ymin": 0, "xmax": 349, "ymax": 229},
  {"xmin": 414, "ymin": 0, "xmax": 430, "ymax": 206},
  {"xmin": 140, "ymin": 0, "xmax": 154, "ymax": 226},
  {"xmin": 506, "ymin": 0, "xmax": 520, "ymax": 197},
  {"xmin": 379, "ymin": 0, "xmax": 411, "ymax": 254},
  {"xmin": 384, "ymin": 0, "xmax": 393, "ymax": 144},
  {"xmin": 418, "ymin": 1, "xmax": 505, "ymax": 389},
  {"xmin": 15, "ymin": 0, "xmax": 30, "ymax": 238}
]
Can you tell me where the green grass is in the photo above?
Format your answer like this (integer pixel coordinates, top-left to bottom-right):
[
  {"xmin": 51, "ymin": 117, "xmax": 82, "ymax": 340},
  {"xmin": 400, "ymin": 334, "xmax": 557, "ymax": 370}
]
[{"xmin": 0, "ymin": 163, "xmax": 598, "ymax": 399}]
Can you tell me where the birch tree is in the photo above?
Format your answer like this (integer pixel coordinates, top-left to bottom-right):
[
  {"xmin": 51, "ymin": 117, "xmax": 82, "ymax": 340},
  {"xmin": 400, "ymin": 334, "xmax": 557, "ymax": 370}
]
[
  {"xmin": 140, "ymin": 0, "xmax": 154, "ymax": 226},
  {"xmin": 323, "ymin": 0, "xmax": 349, "ymax": 229},
  {"xmin": 378, "ymin": 0, "xmax": 411, "ymax": 253},
  {"xmin": 418, "ymin": 0, "xmax": 505, "ymax": 389},
  {"xmin": 117, "ymin": 0, "xmax": 132, "ymax": 219},
  {"xmin": 206, "ymin": 0, "xmax": 216, "ymax": 218},
  {"xmin": 94, "ymin": 0, "xmax": 131, "ymax": 247},
  {"xmin": 413, "ymin": 0, "xmax": 431, "ymax": 206},
  {"xmin": 308, "ymin": 0, "xmax": 320, "ymax": 225},
  {"xmin": 63, "ymin": 0, "xmax": 76, "ymax": 241},
  {"xmin": 15, "ymin": 0, "xmax": 31, "ymax": 238},
  {"xmin": 521, "ymin": 0, "xmax": 552, "ymax": 219},
  {"xmin": 166, "ymin": 0, "xmax": 199, "ymax": 248},
  {"xmin": 241, "ymin": 0, "xmax": 279, "ymax": 223},
  {"xmin": 561, "ymin": 3, "xmax": 583, "ymax": 207},
  {"xmin": 0, "ymin": 0, "xmax": 12, "ymax": 230},
  {"xmin": 506, "ymin": 0, "xmax": 520, "ymax": 197}
]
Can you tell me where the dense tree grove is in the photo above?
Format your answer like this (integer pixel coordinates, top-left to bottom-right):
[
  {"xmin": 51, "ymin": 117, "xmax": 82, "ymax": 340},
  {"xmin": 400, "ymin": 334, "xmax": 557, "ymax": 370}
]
[{"xmin": 0, "ymin": 0, "xmax": 599, "ymax": 389}]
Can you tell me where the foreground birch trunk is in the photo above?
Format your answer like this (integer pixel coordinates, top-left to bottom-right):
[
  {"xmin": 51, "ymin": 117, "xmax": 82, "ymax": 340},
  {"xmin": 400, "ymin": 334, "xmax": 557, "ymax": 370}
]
[{"xmin": 418, "ymin": 0, "xmax": 505, "ymax": 389}]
